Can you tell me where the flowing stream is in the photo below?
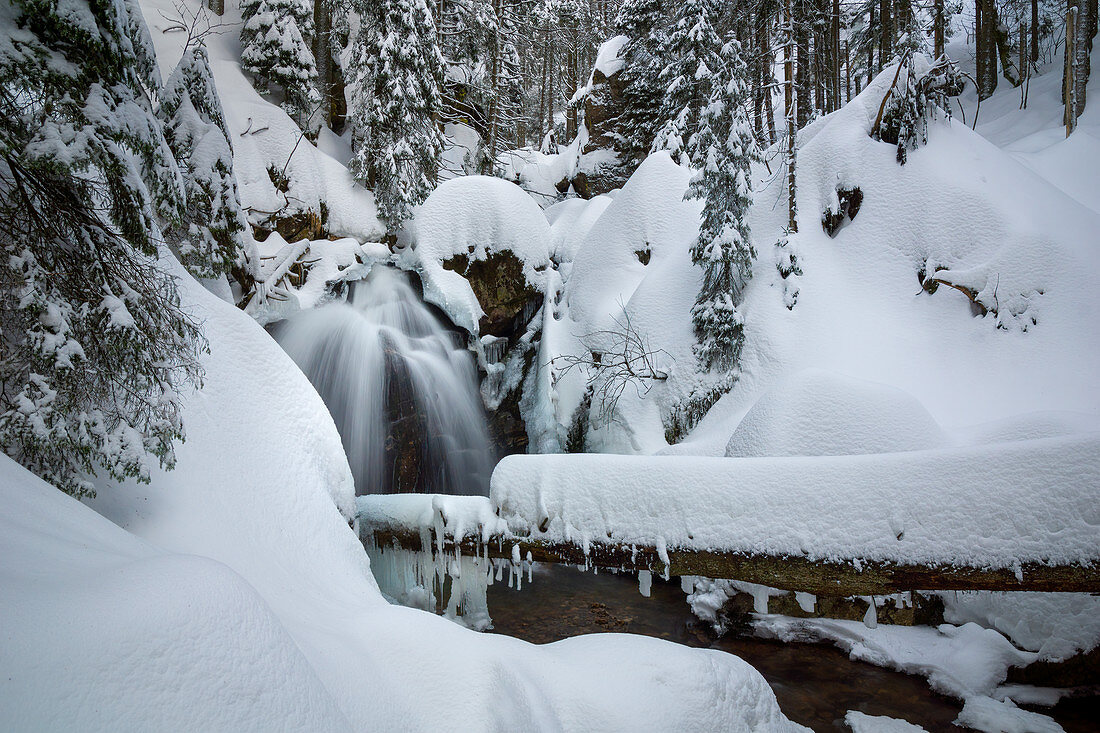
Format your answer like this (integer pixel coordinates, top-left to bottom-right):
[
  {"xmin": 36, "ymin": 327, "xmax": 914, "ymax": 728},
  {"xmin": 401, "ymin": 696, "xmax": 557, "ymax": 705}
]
[
  {"xmin": 487, "ymin": 564, "xmax": 1098, "ymax": 732},
  {"xmin": 276, "ymin": 266, "xmax": 493, "ymax": 495}
]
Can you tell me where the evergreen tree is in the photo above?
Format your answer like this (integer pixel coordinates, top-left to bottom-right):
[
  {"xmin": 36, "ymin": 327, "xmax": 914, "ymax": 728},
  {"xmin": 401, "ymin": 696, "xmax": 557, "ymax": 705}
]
[
  {"xmin": 684, "ymin": 38, "xmax": 759, "ymax": 372},
  {"xmin": 654, "ymin": 0, "xmax": 724, "ymax": 158},
  {"xmin": 0, "ymin": 0, "xmax": 205, "ymax": 497},
  {"xmin": 614, "ymin": 0, "xmax": 667, "ymax": 162},
  {"xmin": 158, "ymin": 43, "xmax": 249, "ymax": 279},
  {"xmin": 349, "ymin": 0, "xmax": 445, "ymax": 231},
  {"xmin": 240, "ymin": 0, "xmax": 321, "ymax": 129}
]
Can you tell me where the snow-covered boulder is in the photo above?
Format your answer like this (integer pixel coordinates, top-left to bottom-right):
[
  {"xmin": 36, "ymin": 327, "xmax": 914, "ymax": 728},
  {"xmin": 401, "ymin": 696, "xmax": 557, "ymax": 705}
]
[
  {"xmin": 406, "ymin": 175, "xmax": 552, "ymax": 335},
  {"xmin": 725, "ymin": 370, "xmax": 949, "ymax": 458}
]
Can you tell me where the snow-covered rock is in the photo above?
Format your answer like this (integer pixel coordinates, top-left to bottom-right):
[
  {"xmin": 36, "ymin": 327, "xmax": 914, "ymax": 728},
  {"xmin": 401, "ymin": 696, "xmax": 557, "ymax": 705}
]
[{"xmin": 406, "ymin": 174, "xmax": 552, "ymax": 334}]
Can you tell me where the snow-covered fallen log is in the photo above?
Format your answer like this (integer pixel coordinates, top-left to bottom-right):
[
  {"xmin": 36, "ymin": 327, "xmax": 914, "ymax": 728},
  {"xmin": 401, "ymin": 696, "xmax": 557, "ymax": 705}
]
[{"xmin": 359, "ymin": 435, "xmax": 1100, "ymax": 596}]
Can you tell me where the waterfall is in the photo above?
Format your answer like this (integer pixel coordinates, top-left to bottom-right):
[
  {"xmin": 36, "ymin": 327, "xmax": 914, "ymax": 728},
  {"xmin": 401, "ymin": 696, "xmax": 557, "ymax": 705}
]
[{"xmin": 276, "ymin": 266, "xmax": 494, "ymax": 496}]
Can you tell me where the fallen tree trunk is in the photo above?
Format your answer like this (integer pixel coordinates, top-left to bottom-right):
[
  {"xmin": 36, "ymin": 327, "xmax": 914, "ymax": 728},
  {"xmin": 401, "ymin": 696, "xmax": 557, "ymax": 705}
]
[{"xmin": 362, "ymin": 525, "xmax": 1100, "ymax": 596}]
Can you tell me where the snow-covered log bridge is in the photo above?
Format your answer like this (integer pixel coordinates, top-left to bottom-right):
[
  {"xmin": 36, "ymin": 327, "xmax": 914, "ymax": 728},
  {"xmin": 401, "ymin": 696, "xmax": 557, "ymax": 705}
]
[{"xmin": 357, "ymin": 435, "xmax": 1100, "ymax": 595}]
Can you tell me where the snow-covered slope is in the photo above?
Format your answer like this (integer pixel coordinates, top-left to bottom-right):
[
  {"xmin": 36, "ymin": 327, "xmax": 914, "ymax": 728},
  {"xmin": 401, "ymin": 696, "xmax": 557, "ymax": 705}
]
[
  {"xmin": 551, "ymin": 62, "xmax": 1100, "ymax": 458},
  {"xmin": 141, "ymin": 0, "xmax": 382, "ymax": 242}
]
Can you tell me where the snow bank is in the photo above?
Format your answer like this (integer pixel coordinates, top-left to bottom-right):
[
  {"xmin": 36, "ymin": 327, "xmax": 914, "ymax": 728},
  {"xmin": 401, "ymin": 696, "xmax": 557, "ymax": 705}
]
[
  {"xmin": 491, "ymin": 435, "xmax": 1100, "ymax": 568},
  {"xmin": 725, "ymin": 369, "xmax": 949, "ymax": 457},
  {"xmin": 0, "ymin": 455, "xmax": 352, "ymax": 732},
  {"xmin": 940, "ymin": 591, "xmax": 1100, "ymax": 662},
  {"xmin": 406, "ymin": 174, "xmax": 552, "ymax": 334}
]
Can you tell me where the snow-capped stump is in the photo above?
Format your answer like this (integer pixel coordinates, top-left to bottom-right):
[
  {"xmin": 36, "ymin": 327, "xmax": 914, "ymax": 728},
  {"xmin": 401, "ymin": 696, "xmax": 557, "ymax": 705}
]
[
  {"xmin": 724, "ymin": 370, "xmax": 948, "ymax": 458},
  {"xmin": 406, "ymin": 175, "xmax": 551, "ymax": 337}
]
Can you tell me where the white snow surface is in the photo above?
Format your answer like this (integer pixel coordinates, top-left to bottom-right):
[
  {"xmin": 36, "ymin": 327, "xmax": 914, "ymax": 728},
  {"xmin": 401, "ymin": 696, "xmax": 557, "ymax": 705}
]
[
  {"xmin": 844, "ymin": 711, "xmax": 928, "ymax": 732},
  {"xmin": 406, "ymin": 174, "xmax": 552, "ymax": 334},
  {"xmin": 756, "ymin": 616, "xmax": 1036, "ymax": 700},
  {"xmin": 954, "ymin": 696, "xmax": 1065, "ymax": 733},
  {"xmin": 0, "ymin": 454, "xmax": 352, "ymax": 732},
  {"xmin": 593, "ymin": 35, "xmax": 628, "ymax": 78},
  {"xmin": 940, "ymin": 591, "xmax": 1100, "ymax": 662},
  {"xmin": 491, "ymin": 434, "xmax": 1100, "ymax": 568},
  {"xmin": 724, "ymin": 369, "xmax": 949, "ymax": 457}
]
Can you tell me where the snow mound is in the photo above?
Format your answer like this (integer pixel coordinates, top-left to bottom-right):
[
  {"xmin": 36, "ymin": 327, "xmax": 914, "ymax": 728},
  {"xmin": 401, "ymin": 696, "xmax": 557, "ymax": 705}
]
[
  {"xmin": 0, "ymin": 454, "xmax": 351, "ymax": 732},
  {"xmin": 845, "ymin": 711, "xmax": 928, "ymax": 732},
  {"xmin": 941, "ymin": 591, "xmax": 1100, "ymax": 662},
  {"xmin": 725, "ymin": 370, "xmax": 949, "ymax": 457},
  {"xmin": 406, "ymin": 175, "xmax": 552, "ymax": 334},
  {"xmin": 758, "ymin": 617, "xmax": 1035, "ymax": 700},
  {"xmin": 593, "ymin": 35, "xmax": 627, "ymax": 78},
  {"xmin": 954, "ymin": 696, "xmax": 1064, "ymax": 733}
]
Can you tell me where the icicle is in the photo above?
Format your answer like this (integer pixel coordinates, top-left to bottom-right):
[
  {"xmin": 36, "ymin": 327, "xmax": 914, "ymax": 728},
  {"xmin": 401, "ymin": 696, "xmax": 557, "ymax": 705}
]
[
  {"xmin": 680, "ymin": 576, "xmax": 695, "ymax": 595},
  {"xmin": 795, "ymin": 592, "xmax": 816, "ymax": 613},
  {"xmin": 752, "ymin": 586, "xmax": 769, "ymax": 614},
  {"xmin": 863, "ymin": 597, "xmax": 878, "ymax": 629},
  {"xmin": 638, "ymin": 569, "xmax": 653, "ymax": 598}
]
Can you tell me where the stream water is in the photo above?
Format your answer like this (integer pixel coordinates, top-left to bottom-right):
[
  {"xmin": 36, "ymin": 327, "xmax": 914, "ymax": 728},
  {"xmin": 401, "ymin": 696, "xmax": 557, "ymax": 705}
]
[
  {"xmin": 487, "ymin": 563, "xmax": 1098, "ymax": 732},
  {"xmin": 276, "ymin": 267, "xmax": 493, "ymax": 495}
]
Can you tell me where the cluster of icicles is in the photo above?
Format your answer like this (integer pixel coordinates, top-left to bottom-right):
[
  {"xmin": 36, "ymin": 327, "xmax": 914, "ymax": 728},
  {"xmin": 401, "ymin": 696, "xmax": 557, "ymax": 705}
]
[{"xmin": 364, "ymin": 534, "xmax": 534, "ymax": 631}]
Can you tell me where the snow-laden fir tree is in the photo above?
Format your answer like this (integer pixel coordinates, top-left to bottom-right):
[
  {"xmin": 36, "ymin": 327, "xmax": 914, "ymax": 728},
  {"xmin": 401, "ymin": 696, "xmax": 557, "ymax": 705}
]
[
  {"xmin": 654, "ymin": 0, "xmax": 724, "ymax": 159},
  {"xmin": 240, "ymin": 0, "xmax": 321, "ymax": 129},
  {"xmin": 684, "ymin": 37, "xmax": 759, "ymax": 372},
  {"xmin": 613, "ymin": 0, "xmax": 667, "ymax": 162},
  {"xmin": 349, "ymin": 0, "xmax": 445, "ymax": 232},
  {"xmin": 0, "ymin": 0, "xmax": 205, "ymax": 497},
  {"xmin": 158, "ymin": 43, "xmax": 250, "ymax": 280}
]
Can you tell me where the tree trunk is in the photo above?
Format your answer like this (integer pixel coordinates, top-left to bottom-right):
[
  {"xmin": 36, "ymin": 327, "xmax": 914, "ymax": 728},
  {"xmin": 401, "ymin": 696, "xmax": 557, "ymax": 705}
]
[
  {"xmin": 978, "ymin": 0, "xmax": 1021, "ymax": 87},
  {"xmin": 1066, "ymin": 5, "xmax": 1077, "ymax": 134},
  {"xmin": 313, "ymin": 0, "xmax": 332, "ymax": 126},
  {"xmin": 880, "ymin": 0, "xmax": 892, "ymax": 64},
  {"xmin": 785, "ymin": 0, "xmax": 798, "ymax": 232},
  {"xmin": 868, "ymin": 0, "xmax": 877, "ymax": 76},
  {"xmin": 845, "ymin": 39, "xmax": 851, "ymax": 102},
  {"xmin": 1031, "ymin": 0, "xmax": 1040, "ymax": 63},
  {"xmin": 934, "ymin": 0, "xmax": 945, "ymax": 59},
  {"xmin": 795, "ymin": 0, "xmax": 811, "ymax": 126}
]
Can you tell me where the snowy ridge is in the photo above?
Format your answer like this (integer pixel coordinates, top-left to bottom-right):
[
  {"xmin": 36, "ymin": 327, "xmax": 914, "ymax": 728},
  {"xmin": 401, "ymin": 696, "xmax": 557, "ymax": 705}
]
[{"xmin": 490, "ymin": 435, "xmax": 1100, "ymax": 569}]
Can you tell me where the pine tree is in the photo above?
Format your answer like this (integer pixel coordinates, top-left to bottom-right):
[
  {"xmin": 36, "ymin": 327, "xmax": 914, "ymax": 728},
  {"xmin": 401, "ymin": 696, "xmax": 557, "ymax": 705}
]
[
  {"xmin": 349, "ymin": 0, "xmax": 445, "ymax": 232},
  {"xmin": 0, "ymin": 0, "xmax": 205, "ymax": 497},
  {"xmin": 614, "ymin": 0, "xmax": 667, "ymax": 162},
  {"xmin": 240, "ymin": 0, "xmax": 321, "ymax": 128},
  {"xmin": 159, "ymin": 43, "xmax": 249, "ymax": 280},
  {"xmin": 655, "ymin": 0, "xmax": 724, "ymax": 158},
  {"xmin": 684, "ymin": 38, "xmax": 759, "ymax": 372}
]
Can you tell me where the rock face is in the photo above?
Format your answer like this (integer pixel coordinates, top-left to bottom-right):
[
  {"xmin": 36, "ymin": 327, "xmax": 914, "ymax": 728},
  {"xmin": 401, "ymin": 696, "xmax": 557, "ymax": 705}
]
[
  {"xmin": 440, "ymin": 250, "xmax": 543, "ymax": 457},
  {"xmin": 442, "ymin": 250, "xmax": 542, "ymax": 339},
  {"xmin": 569, "ymin": 55, "xmax": 634, "ymax": 198}
]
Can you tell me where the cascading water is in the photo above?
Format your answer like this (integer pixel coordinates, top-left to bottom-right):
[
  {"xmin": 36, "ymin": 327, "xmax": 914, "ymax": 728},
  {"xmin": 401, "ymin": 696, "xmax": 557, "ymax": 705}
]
[{"xmin": 276, "ymin": 266, "xmax": 494, "ymax": 496}]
